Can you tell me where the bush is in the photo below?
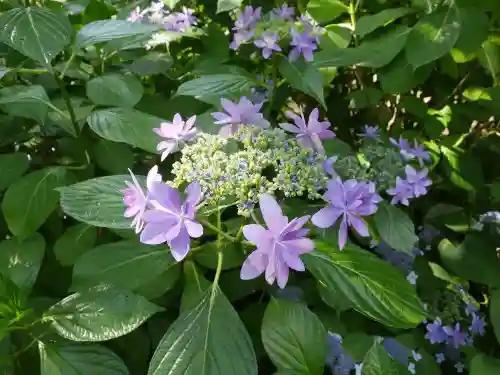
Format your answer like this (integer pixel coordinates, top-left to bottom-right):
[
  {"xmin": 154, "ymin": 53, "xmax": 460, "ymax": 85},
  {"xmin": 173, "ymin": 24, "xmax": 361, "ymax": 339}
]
[{"xmin": 0, "ymin": 0, "xmax": 499, "ymax": 374}]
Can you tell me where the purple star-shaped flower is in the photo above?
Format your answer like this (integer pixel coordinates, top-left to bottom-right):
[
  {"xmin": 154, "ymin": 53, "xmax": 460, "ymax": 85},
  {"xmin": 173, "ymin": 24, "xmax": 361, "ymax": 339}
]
[
  {"xmin": 383, "ymin": 338, "xmax": 410, "ymax": 365},
  {"xmin": 407, "ymin": 271, "xmax": 418, "ymax": 285},
  {"xmin": 323, "ymin": 156, "xmax": 338, "ymax": 178},
  {"xmin": 405, "ymin": 165, "xmax": 432, "ymax": 197},
  {"xmin": 390, "ymin": 136, "xmax": 412, "ymax": 155},
  {"xmin": 435, "ymin": 353, "xmax": 445, "ymax": 364},
  {"xmin": 425, "ymin": 319, "xmax": 448, "ymax": 344},
  {"xmin": 407, "ymin": 140, "xmax": 431, "ymax": 167},
  {"xmin": 279, "ymin": 108, "xmax": 335, "ymax": 154},
  {"xmin": 312, "ymin": 178, "xmax": 381, "ymax": 249},
  {"xmin": 443, "ymin": 323, "xmax": 467, "ymax": 349},
  {"xmin": 153, "ymin": 114, "xmax": 198, "ymax": 161},
  {"xmin": 127, "ymin": 7, "xmax": 144, "ymax": 22},
  {"xmin": 240, "ymin": 194, "xmax": 314, "ymax": 289},
  {"xmin": 139, "ymin": 181, "xmax": 203, "ymax": 261},
  {"xmin": 122, "ymin": 166, "xmax": 162, "ymax": 233},
  {"xmin": 289, "ymin": 28, "xmax": 318, "ymax": 61},
  {"xmin": 164, "ymin": 8, "xmax": 197, "ymax": 32},
  {"xmin": 254, "ymin": 32, "xmax": 282, "ymax": 59},
  {"xmin": 387, "ymin": 176, "xmax": 414, "ymax": 206},
  {"xmin": 470, "ymin": 314, "xmax": 486, "ymax": 336},
  {"xmin": 358, "ymin": 125, "xmax": 380, "ymax": 139},
  {"xmin": 272, "ymin": 4, "xmax": 295, "ymax": 20},
  {"xmin": 234, "ymin": 5, "xmax": 261, "ymax": 31},
  {"xmin": 230, "ymin": 30, "xmax": 254, "ymax": 50},
  {"xmin": 212, "ymin": 97, "xmax": 270, "ymax": 136},
  {"xmin": 464, "ymin": 302, "xmax": 478, "ymax": 316}
]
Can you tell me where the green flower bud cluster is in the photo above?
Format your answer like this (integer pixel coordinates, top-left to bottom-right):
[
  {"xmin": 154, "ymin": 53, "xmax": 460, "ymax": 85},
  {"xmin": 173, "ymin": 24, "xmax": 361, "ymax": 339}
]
[{"xmin": 169, "ymin": 127, "xmax": 327, "ymax": 216}]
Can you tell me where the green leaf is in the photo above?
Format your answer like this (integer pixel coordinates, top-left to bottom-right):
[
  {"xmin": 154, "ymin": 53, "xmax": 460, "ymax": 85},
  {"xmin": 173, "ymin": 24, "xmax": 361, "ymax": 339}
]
[
  {"xmin": 478, "ymin": 40, "xmax": 500, "ymax": 84},
  {"xmin": 86, "ymin": 74, "xmax": 143, "ymax": 108},
  {"xmin": 127, "ymin": 52, "xmax": 173, "ymax": 75},
  {"xmin": 320, "ymin": 24, "xmax": 352, "ymax": 49},
  {"xmin": 91, "ymin": 139, "xmax": 134, "ymax": 174},
  {"xmin": 2, "ymin": 167, "xmax": 68, "ymax": 238},
  {"xmin": 304, "ymin": 245, "xmax": 426, "ymax": 328},
  {"xmin": 314, "ymin": 26, "xmax": 410, "ymax": 69},
  {"xmin": 261, "ymin": 299, "xmax": 327, "ymax": 374},
  {"xmin": 0, "ymin": 233, "xmax": 45, "ymax": 293},
  {"xmin": 148, "ymin": 285, "xmax": 257, "ymax": 375},
  {"xmin": 87, "ymin": 108, "xmax": 162, "ymax": 153},
  {"xmin": 374, "ymin": 202, "xmax": 418, "ymax": 255},
  {"xmin": 438, "ymin": 234, "xmax": 500, "ymax": 287},
  {"xmin": 54, "ymin": 224, "xmax": 97, "ymax": 267},
  {"xmin": 490, "ymin": 290, "xmax": 500, "ymax": 345},
  {"xmin": 362, "ymin": 340, "xmax": 404, "ymax": 375},
  {"xmin": 470, "ymin": 354, "xmax": 500, "ymax": 375},
  {"xmin": 452, "ymin": 7, "xmax": 488, "ymax": 58},
  {"xmin": 76, "ymin": 20, "xmax": 159, "ymax": 47},
  {"xmin": 441, "ymin": 145, "xmax": 484, "ymax": 191},
  {"xmin": 194, "ymin": 242, "xmax": 245, "ymax": 270},
  {"xmin": 356, "ymin": 8, "xmax": 411, "ymax": 38},
  {"xmin": 318, "ymin": 282, "xmax": 353, "ymax": 312},
  {"xmin": 0, "ymin": 153, "xmax": 29, "ymax": 191},
  {"xmin": 72, "ymin": 240, "xmax": 178, "ymax": 293},
  {"xmin": 307, "ymin": 0, "xmax": 349, "ymax": 24},
  {"xmin": 0, "ymin": 7, "xmax": 72, "ymax": 69},
  {"xmin": 59, "ymin": 175, "xmax": 142, "ymax": 229},
  {"xmin": 44, "ymin": 284, "xmax": 163, "ymax": 342},
  {"xmin": 217, "ymin": 0, "xmax": 243, "ymax": 13},
  {"xmin": 39, "ymin": 342, "xmax": 129, "ymax": 375},
  {"xmin": 405, "ymin": 5, "xmax": 461, "ymax": 68},
  {"xmin": 379, "ymin": 54, "xmax": 432, "ymax": 94},
  {"xmin": 0, "ymin": 85, "xmax": 51, "ymax": 123},
  {"xmin": 176, "ymin": 74, "xmax": 254, "ymax": 101},
  {"xmin": 279, "ymin": 58, "xmax": 326, "ymax": 110}
]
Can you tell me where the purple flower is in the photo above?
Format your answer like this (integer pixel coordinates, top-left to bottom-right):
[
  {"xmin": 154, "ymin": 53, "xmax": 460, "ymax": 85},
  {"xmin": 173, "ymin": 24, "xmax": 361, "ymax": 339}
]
[
  {"xmin": 139, "ymin": 181, "xmax": 203, "ymax": 261},
  {"xmin": 382, "ymin": 338, "xmax": 410, "ymax": 365},
  {"xmin": 234, "ymin": 6, "xmax": 261, "ymax": 31},
  {"xmin": 323, "ymin": 156, "xmax": 338, "ymax": 178},
  {"xmin": 230, "ymin": 30, "xmax": 254, "ymax": 50},
  {"xmin": 289, "ymin": 28, "xmax": 318, "ymax": 61},
  {"xmin": 326, "ymin": 332, "xmax": 344, "ymax": 359},
  {"xmin": 412, "ymin": 351, "xmax": 422, "ymax": 362},
  {"xmin": 153, "ymin": 114, "xmax": 198, "ymax": 161},
  {"xmin": 443, "ymin": 323, "xmax": 468, "ymax": 349},
  {"xmin": 408, "ymin": 363, "xmax": 416, "ymax": 374},
  {"xmin": 272, "ymin": 4, "xmax": 295, "ymax": 20},
  {"xmin": 455, "ymin": 362, "xmax": 465, "ymax": 373},
  {"xmin": 465, "ymin": 302, "xmax": 478, "ymax": 316},
  {"xmin": 407, "ymin": 271, "xmax": 418, "ymax": 285},
  {"xmin": 122, "ymin": 166, "xmax": 162, "ymax": 233},
  {"xmin": 387, "ymin": 177, "xmax": 414, "ymax": 206},
  {"xmin": 425, "ymin": 319, "xmax": 448, "ymax": 344},
  {"xmin": 127, "ymin": 7, "xmax": 144, "ymax": 22},
  {"xmin": 254, "ymin": 32, "xmax": 282, "ymax": 59},
  {"xmin": 212, "ymin": 97, "xmax": 270, "ymax": 136},
  {"xmin": 390, "ymin": 136, "xmax": 412, "ymax": 155},
  {"xmin": 405, "ymin": 165, "xmax": 432, "ymax": 197},
  {"xmin": 358, "ymin": 125, "xmax": 380, "ymax": 139},
  {"xmin": 435, "ymin": 353, "xmax": 445, "ymax": 364},
  {"xmin": 240, "ymin": 194, "xmax": 314, "ymax": 289},
  {"xmin": 279, "ymin": 108, "xmax": 335, "ymax": 154},
  {"xmin": 312, "ymin": 178, "xmax": 381, "ymax": 249},
  {"xmin": 470, "ymin": 314, "xmax": 486, "ymax": 336},
  {"xmin": 407, "ymin": 140, "xmax": 431, "ymax": 167}
]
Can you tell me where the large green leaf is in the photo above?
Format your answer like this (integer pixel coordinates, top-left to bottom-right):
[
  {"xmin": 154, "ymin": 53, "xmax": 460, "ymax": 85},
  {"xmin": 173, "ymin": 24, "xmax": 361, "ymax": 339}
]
[
  {"xmin": 452, "ymin": 7, "xmax": 488, "ymax": 58},
  {"xmin": 2, "ymin": 167, "xmax": 69, "ymax": 238},
  {"xmin": 279, "ymin": 58, "xmax": 326, "ymax": 110},
  {"xmin": 314, "ymin": 26, "xmax": 410, "ymax": 69},
  {"xmin": 374, "ymin": 202, "xmax": 418, "ymax": 255},
  {"xmin": 470, "ymin": 354, "xmax": 500, "ymax": 375},
  {"xmin": 261, "ymin": 299, "xmax": 327, "ymax": 374},
  {"xmin": 59, "ymin": 175, "xmax": 144, "ymax": 229},
  {"xmin": 148, "ymin": 283, "xmax": 257, "ymax": 375},
  {"xmin": 91, "ymin": 139, "xmax": 135, "ymax": 174},
  {"xmin": 0, "ymin": 85, "xmax": 51, "ymax": 123},
  {"xmin": 304, "ymin": 245, "xmax": 426, "ymax": 328},
  {"xmin": 39, "ymin": 342, "xmax": 129, "ymax": 375},
  {"xmin": 72, "ymin": 240, "xmax": 178, "ymax": 293},
  {"xmin": 0, "ymin": 7, "xmax": 72, "ymax": 69},
  {"xmin": 86, "ymin": 74, "xmax": 144, "ymax": 108},
  {"xmin": 87, "ymin": 108, "xmax": 162, "ymax": 153},
  {"xmin": 405, "ymin": 5, "xmax": 461, "ymax": 68},
  {"xmin": 438, "ymin": 234, "xmax": 500, "ymax": 287},
  {"xmin": 0, "ymin": 233, "xmax": 45, "ymax": 293},
  {"xmin": 44, "ymin": 285, "xmax": 163, "ymax": 342},
  {"xmin": 176, "ymin": 74, "xmax": 255, "ymax": 101},
  {"xmin": 76, "ymin": 20, "xmax": 159, "ymax": 47},
  {"xmin": 356, "ymin": 8, "xmax": 411, "ymax": 38},
  {"xmin": 54, "ymin": 224, "xmax": 97, "ymax": 267},
  {"xmin": 0, "ymin": 153, "xmax": 29, "ymax": 191},
  {"xmin": 441, "ymin": 145, "xmax": 484, "ymax": 191},
  {"xmin": 478, "ymin": 40, "xmax": 500, "ymax": 85},
  {"xmin": 362, "ymin": 340, "xmax": 404, "ymax": 375},
  {"xmin": 307, "ymin": 0, "xmax": 349, "ymax": 24},
  {"xmin": 379, "ymin": 54, "xmax": 432, "ymax": 94}
]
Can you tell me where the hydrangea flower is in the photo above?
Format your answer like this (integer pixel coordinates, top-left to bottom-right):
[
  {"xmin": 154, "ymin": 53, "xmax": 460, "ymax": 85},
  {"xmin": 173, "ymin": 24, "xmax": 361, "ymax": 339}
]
[
  {"xmin": 230, "ymin": 6, "xmax": 261, "ymax": 50},
  {"xmin": 128, "ymin": 6, "xmax": 145, "ymax": 22},
  {"xmin": 140, "ymin": 181, "xmax": 203, "ymax": 261},
  {"xmin": 254, "ymin": 32, "xmax": 282, "ymax": 59},
  {"xmin": 279, "ymin": 108, "xmax": 335, "ymax": 154},
  {"xmin": 240, "ymin": 194, "xmax": 314, "ymax": 288},
  {"xmin": 164, "ymin": 7, "xmax": 197, "ymax": 32},
  {"xmin": 212, "ymin": 97, "xmax": 270, "ymax": 136},
  {"xmin": 272, "ymin": 4, "xmax": 295, "ymax": 20},
  {"xmin": 455, "ymin": 362, "xmax": 465, "ymax": 373},
  {"xmin": 407, "ymin": 140, "xmax": 431, "ymax": 167},
  {"xmin": 289, "ymin": 28, "xmax": 318, "ymax": 61},
  {"xmin": 326, "ymin": 333, "xmax": 356, "ymax": 375},
  {"xmin": 312, "ymin": 178, "xmax": 381, "ymax": 249},
  {"xmin": 122, "ymin": 166, "xmax": 162, "ymax": 233},
  {"xmin": 443, "ymin": 323, "xmax": 468, "ymax": 349},
  {"xmin": 323, "ymin": 156, "xmax": 338, "ymax": 178},
  {"xmin": 387, "ymin": 177, "xmax": 414, "ymax": 205},
  {"xmin": 358, "ymin": 125, "xmax": 380, "ymax": 139},
  {"xmin": 425, "ymin": 319, "xmax": 448, "ymax": 344},
  {"xmin": 230, "ymin": 30, "xmax": 254, "ymax": 50},
  {"xmin": 407, "ymin": 271, "xmax": 418, "ymax": 285},
  {"xmin": 390, "ymin": 136, "xmax": 412, "ymax": 154},
  {"xmin": 435, "ymin": 352, "xmax": 445, "ymax": 364},
  {"xmin": 405, "ymin": 166, "xmax": 432, "ymax": 197},
  {"xmin": 470, "ymin": 314, "xmax": 486, "ymax": 336},
  {"xmin": 154, "ymin": 114, "xmax": 198, "ymax": 161}
]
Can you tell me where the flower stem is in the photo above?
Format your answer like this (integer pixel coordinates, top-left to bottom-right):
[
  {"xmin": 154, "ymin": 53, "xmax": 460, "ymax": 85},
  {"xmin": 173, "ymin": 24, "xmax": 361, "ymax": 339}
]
[
  {"xmin": 200, "ymin": 219, "xmax": 237, "ymax": 242},
  {"xmin": 213, "ymin": 251, "xmax": 224, "ymax": 286},
  {"xmin": 54, "ymin": 73, "xmax": 79, "ymax": 136}
]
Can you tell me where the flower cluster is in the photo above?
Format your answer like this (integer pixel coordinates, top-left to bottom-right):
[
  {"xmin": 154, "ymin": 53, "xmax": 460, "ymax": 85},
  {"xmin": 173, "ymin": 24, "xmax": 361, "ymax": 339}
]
[
  {"xmin": 229, "ymin": 4, "xmax": 322, "ymax": 61},
  {"xmin": 127, "ymin": 1, "xmax": 197, "ymax": 32},
  {"xmin": 382, "ymin": 338, "xmax": 422, "ymax": 374},
  {"xmin": 325, "ymin": 333, "xmax": 362, "ymax": 375},
  {"xmin": 373, "ymin": 242, "xmax": 423, "ymax": 285}
]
